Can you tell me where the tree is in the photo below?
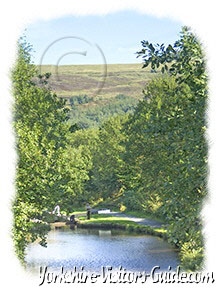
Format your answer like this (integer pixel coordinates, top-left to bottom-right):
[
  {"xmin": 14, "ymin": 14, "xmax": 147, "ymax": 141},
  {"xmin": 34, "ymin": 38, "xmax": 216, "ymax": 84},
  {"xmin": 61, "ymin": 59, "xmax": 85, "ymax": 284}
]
[
  {"xmin": 63, "ymin": 127, "xmax": 99, "ymax": 207},
  {"xmin": 121, "ymin": 27, "xmax": 207, "ymax": 270},
  {"xmin": 12, "ymin": 37, "xmax": 71, "ymax": 263},
  {"xmin": 90, "ymin": 115, "xmax": 128, "ymax": 202}
]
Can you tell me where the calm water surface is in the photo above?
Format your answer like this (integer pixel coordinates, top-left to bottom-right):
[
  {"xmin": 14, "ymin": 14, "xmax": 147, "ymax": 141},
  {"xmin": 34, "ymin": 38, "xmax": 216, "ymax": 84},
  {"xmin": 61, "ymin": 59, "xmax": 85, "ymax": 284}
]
[{"xmin": 25, "ymin": 227, "xmax": 179, "ymax": 273}]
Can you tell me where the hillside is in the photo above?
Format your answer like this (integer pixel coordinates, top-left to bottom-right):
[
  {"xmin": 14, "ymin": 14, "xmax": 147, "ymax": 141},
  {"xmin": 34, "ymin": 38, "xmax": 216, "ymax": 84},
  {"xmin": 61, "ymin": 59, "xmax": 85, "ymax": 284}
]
[{"xmin": 40, "ymin": 63, "xmax": 158, "ymax": 128}]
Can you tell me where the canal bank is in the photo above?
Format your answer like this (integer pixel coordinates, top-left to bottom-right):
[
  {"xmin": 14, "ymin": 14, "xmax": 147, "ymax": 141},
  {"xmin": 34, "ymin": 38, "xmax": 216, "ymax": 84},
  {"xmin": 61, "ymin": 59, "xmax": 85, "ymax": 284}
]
[{"xmin": 50, "ymin": 210, "xmax": 171, "ymax": 244}]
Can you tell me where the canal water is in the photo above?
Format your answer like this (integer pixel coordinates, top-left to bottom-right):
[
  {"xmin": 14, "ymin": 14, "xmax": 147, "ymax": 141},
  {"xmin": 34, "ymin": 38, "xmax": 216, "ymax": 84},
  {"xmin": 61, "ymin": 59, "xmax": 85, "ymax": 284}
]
[{"xmin": 25, "ymin": 227, "xmax": 179, "ymax": 274}]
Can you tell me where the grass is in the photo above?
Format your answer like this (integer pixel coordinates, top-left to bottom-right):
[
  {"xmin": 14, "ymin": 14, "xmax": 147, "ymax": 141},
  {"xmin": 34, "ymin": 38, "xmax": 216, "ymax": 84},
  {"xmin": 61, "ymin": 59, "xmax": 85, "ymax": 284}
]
[
  {"xmin": 71, "ymin": 210, "xmax": 86, "ymax": 215},
  {"xmin": 78, "ymin": 214, "xmax": 135, "ymax": 225},
  {"xmin": 76, "ymin": 213, "xmax": 168, "ymax": 239}
]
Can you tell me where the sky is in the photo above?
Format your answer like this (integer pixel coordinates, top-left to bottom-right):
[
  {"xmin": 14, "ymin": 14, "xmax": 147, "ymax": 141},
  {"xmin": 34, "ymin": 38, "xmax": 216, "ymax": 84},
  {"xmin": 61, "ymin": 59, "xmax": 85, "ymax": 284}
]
[{"xmin": 24, "ymin": 11, "xmax": 182, "ymax": 65}]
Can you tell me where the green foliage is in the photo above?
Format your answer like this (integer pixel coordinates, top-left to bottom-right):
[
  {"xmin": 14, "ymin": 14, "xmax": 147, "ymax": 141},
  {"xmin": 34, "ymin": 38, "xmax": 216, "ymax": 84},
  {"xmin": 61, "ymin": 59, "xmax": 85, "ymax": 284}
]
[
  {"xmin": 69, "ymin": 94, "xmax": 93, "ymax": 106},
  {"xmin": 12, "ymin": 201, "xmax": 50, "ymax": 262},
  {"xmin": 180, "ymin": 242, "xmax": 204, "ymax": 271},
  {"xmin": 89, "ymin": 115, "xmax": 128, "ymax": 200},
  {"xmin": 12, "ymin": 38, "xmax": 71, "ymax": 263},
  {"xmin": 64, "ymin": 127, "xmax": 99, "ymax": 207},
  {"xmin": 118, "ymin": 190, "xmax": 142, "ymax": 211},
  {"xmin": 69, "ymin": 94, "xmax": 137, "ymax": 129},
  {"xmin": 120, "ymin": 27, "xmax": 207, "ymax": 270},
  {"xmin": 38, "ymin": 210, "xmax": 67, "ymax": 223},
  {"xmin": 137, "ymin": 26, "xmax": 207, "ymax": 93}
]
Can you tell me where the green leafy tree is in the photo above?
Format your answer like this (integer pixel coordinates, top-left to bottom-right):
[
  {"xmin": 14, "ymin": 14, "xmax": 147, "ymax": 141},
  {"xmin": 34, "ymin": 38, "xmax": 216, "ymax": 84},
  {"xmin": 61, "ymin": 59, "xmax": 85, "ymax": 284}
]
[
  {"xmin": 12, "ymin": 38, "xmax": 71, "ymax": 263},
  {"xmin": 91, "ymin": 115, "xmax": 128, "ymax": 202},
  {"xmin": 63, "ymin": 128, "xmax": 99, "ymax": 208},
  {"xmin": 121, "ymin": 27, "xmax": 207, "ymax": 270}
]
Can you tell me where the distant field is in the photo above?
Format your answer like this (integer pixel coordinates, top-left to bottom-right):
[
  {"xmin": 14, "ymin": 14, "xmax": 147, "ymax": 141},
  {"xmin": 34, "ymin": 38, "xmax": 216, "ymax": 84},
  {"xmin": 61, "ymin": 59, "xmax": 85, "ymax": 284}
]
[{"xmin": 39, "ymin": 63, "xmax": 158, "ymax": 128}]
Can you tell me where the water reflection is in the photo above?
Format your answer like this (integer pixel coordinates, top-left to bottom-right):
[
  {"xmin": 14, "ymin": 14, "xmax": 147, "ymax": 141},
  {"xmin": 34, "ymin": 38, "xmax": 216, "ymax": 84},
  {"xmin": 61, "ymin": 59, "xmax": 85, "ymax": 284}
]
[
  {"xmin": 25, "ymin": 227, "xmax": 179, "ymax": 274},
  {"xmin": 98, "ymin": 230, "xmax": 112, "ymax": 236}
]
